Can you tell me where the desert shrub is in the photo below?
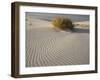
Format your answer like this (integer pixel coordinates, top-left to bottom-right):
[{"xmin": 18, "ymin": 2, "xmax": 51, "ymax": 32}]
[{"xmin": 52, "ymin": 17, "xmax": 74, "ymax": 30}]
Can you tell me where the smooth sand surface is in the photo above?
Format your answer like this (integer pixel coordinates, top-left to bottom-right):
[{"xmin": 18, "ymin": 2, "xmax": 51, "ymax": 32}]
[{"xmin": 26, "ymin": 18, "xmax": 89, "ymax": 67}]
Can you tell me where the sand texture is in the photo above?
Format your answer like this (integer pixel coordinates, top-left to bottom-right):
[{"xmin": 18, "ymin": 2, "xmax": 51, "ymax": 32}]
[{"xmin": 26, "ymin": 17, "xmax": 89, "ymax": 67}]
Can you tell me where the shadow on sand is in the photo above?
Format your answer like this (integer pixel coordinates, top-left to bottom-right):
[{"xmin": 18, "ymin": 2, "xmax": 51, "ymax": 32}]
[
  {"xmin": 73, "ymin": 28, "xmax": 89, "ymax": 33},
  {"xmin": 64, "ymin": 28, "xmax": 89, "ymax": 33}
]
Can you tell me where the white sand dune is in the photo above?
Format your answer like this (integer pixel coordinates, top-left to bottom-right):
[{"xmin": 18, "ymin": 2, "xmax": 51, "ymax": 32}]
[
  {"xmin": 26, "ymin": 18, "xmax": 89, "ymax": 67},
  {"xmin": 73, "ymin": 21, "xmax": 89, "ymax": 27},
  {"xmin": 26, "ymin": 17, "xmax": 53, "ymax": 30}
]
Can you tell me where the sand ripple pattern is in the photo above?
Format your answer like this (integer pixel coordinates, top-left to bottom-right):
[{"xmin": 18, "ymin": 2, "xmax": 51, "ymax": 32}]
[{"xmin": 26, "ymin": 27, "xmax": 89, "ymax": 67}]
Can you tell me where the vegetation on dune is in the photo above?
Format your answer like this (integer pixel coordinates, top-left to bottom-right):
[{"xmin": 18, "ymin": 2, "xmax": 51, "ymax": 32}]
[{"xmin": 52, "ymin": 17, "xmax": 74, "ymax": 31}]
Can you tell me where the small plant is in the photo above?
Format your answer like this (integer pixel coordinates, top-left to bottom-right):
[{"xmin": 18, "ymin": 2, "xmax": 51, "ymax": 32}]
[{"xmin": 52, "ymin": 17, "xmax": 74, "ymax": 30}]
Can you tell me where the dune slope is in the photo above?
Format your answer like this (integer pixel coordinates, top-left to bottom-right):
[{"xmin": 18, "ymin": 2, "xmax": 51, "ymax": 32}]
[{"xmin": 26, "ymin": 18, "xmax": 89, "ymax": 67}]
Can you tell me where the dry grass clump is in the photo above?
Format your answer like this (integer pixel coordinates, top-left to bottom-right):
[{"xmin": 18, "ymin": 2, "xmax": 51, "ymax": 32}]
[{"xmin": 52, "ymin": 17, "xmax": 74, "ymax": 30}]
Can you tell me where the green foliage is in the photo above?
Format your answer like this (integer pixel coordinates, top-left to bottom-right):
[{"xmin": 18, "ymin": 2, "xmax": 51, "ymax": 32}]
[{"xmin": 52, "ymin": 17, "xmax": 74, "ymax": 30}]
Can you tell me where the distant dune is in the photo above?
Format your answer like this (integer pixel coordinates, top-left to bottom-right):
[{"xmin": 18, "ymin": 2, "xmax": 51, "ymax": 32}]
[
  {"xmin": 26, "ymin": 17, "xmax": 89, "ymax": 67},
  {"xmin": 26, "ymin": 12, "xmax": 89, "ymax": 22}
]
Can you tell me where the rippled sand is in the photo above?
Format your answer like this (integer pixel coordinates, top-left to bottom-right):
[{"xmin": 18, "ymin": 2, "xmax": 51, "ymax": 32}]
[{"xmin": 26, "ymin": 18, "xmax": 89, "ymax": 67}]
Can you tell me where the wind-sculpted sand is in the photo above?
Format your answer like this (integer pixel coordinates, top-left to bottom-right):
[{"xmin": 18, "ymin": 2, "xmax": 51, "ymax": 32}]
[{"xmin": 26, "ymin": 18, "xmax": 89, "ymax": 67}]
